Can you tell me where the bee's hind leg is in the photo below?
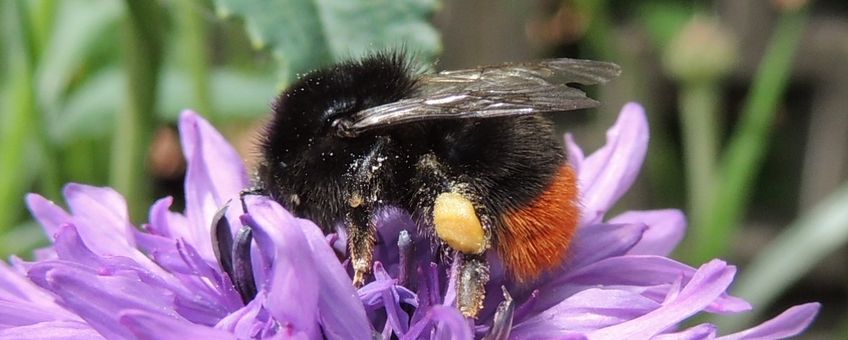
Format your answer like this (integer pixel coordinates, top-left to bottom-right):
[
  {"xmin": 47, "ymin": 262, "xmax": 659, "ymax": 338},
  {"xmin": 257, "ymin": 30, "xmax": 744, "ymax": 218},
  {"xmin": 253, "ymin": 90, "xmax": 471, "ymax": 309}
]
[{"xmin": 417, "ymin": 154, "xmax": 493, "ymax": 317}]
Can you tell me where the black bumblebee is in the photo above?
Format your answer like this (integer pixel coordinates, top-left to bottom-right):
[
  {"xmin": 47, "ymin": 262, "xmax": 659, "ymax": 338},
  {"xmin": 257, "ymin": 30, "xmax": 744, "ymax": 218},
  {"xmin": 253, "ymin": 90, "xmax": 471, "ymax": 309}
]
[{"xmin": 256, "ymin": 51, "xmax": 619, "ymax": 317}]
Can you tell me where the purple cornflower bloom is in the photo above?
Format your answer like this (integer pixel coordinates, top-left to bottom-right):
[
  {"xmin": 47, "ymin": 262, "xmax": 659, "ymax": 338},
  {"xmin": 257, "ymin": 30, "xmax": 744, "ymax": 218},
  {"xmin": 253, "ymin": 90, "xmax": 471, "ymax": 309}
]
[{"xmin": 0, "ymin": 104, "xmax": 819, "ymax": 339}]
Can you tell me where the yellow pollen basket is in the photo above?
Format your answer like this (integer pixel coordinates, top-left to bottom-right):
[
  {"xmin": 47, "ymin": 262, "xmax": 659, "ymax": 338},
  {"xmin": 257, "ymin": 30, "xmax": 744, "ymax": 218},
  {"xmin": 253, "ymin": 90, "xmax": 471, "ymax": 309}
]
[{"xmin": 433, "ymin": 192, "xmax": 486, "ymax": 254}]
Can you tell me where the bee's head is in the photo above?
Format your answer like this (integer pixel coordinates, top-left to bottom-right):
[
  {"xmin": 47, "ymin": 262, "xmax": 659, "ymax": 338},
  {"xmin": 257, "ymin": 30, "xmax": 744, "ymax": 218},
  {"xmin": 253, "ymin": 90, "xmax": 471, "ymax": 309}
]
[{"xmin": 258, "ymin": 51, "xmax": 418, "ymax": 177}]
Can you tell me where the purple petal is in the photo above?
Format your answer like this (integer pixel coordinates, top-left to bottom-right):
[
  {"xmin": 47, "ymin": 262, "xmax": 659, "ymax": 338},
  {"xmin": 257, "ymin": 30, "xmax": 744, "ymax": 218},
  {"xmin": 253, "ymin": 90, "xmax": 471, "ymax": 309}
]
[
  {"xmin": 588, "ymin": 260, "xmax": 735, "ymax": 339},
  {"xmin": 295, "ymin": 216, "xmax": 372, "ymax": 339},
  {"xmin": 120, "ymin": 310, "xmax": 235, "ymax": 340},
  {"xmin": 135, "ymin": 226, "xmax": 240, "ymax": 318},
  {"xmin": 32, "ymin": 247, "xmax": 57, "ymax": 261},
  {"xmin": 542, "ymin": 255, "xmax": 750, "ymax": 314},
  {"xmin": 0, "ymin": 261, "xmax": 66, "ymax": 315},
  {"xmin": 49, "ymin": 224, "xmax": 182, "ymax": 295},
  {"xmin": 135, "ymin": 230, "xmax": 235, "ymax": 307},
  {"xmin": 215, "ymin": 294, "xmax": 265, "ymax": 336},
  {"xmin": 716, "ymin": 303, "xmax": 820, "ymax": 340},
  {"xmin": 179, "ymin": 110, "xmax": 248, "ymax": 262},
  {"xmin": 146, "ymin": 196, "xmax": 190, "ymax": 241},
  {"xmin": 610, "ymin": 209, "xmax": 686, "ymax": 256},
  {"xmin": 654, "ymin": 323, "xmax": 717, "ymax": 340},
  {"xmin": 575, "ymin": 103, "xmax": 649, "ymax": 225},
  {"xmin": 59, "ymin": 186, "xmax": 171, "ymax": 277},
  {"xmin": 0, "ymin": 321, "xmax": 101, "ymax": 339},
  {"xmin": 170, "ymin": 239, "xmax": 243, "ymax": 323},
  {"xmin": 511, "ymin": 288, "xmax": 660, "ymax": 337},
  {"xmin": 567, "ymin": 223, "xmax": 647, "ymax": 269},
  {"xmin": 401, "ymin": 305, "xmax": 472, "ymax": 340},
  {"xmin": 377, "ymin": 263, "xmax": 409, "ymax": 336},
  {"xmin": 242, "ymin": 196, "xmax": 319, "ymax": 337},
  {"xmin": 27, "ymin": 263, "xmax": 180, "ymax": 340},
  {"xmin": 63, "ymin": 184, "xmax": 135, "ymax": 248},
  {"xmin": 358, "ymin": 262, "xmax": 416, "ymax": 337},
  {"xmin": 411, "ymin": 263, "xmax": 440, "ymax": 327},
  {"xmin": 132, "ymin": 226, "xmax": 174, "ymax": 256},
  {"xmin": 0, "ymin": 300, "xmax": 62, "ymax": 327},
  {"xmin": 25, "ymin": 193, "xmax": 71, "ymax": 238}
]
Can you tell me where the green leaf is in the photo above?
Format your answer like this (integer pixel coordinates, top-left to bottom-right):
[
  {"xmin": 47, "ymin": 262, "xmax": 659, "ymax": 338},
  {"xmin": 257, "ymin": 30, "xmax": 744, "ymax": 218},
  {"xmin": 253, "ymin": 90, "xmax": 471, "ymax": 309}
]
[
  {"xmin": 0, "ymin": 2, "xmax": 37, "ymax": 232},
  {"xmin": 0, "ymin": 221, "xmax": 47, "ymax": 259},
  {"xmin": 158, "ymin": 68, "xmax": 279, "ymax": 121},
  {"xmin": 212, "ymin": 0, "xmax": 441, "ymax": 83},
  {"xmin": 692, "ymin": 6, "xmax": 809, "ymax": 263},
  {"xmin": 35, "ymin": 0, "xmax": 123, "ymax": 114},
  {"xmin": 714, "ymin": 182, "xmax": 848, "ymax": 332},
  {"xmin": 51, "ymin": 67, "xmax": 124, "ymax": 143},
  {"xmin": 53, "ymin": 67, "xmax": 278, "ymax": 143}
]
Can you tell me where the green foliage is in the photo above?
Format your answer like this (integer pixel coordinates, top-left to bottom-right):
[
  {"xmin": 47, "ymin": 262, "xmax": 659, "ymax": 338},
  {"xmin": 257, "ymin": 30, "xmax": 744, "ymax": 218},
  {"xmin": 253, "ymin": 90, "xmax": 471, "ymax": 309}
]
[
  {"xmin": 690, "ymin": 6, "xmax": 811, "ymax": 264},
  {"xmin": 212, "ymin": 0, "xmax": 440, "ymax": 83}
]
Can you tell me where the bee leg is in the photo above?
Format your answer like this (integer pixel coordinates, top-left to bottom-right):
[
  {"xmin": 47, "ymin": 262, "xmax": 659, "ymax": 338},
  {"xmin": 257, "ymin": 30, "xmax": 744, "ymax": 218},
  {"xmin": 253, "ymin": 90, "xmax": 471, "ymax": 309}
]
[
  {"xmin": 238, "ymin": 187, "xmax": 264, "ymax": 212},
  {"xmin": 345, "ymin": 136, "xmax": 392, "ymax": 287},
  {"xmin": 347, "ymin": 203, "xmax": 375, "ymax": 287},
  {"xmin": 455, "ymin": 252, "xmax": 490, "ymax": 318},
  {"xmin": 417, "ymin": 154, "xmax": 493, "ymax": 317},
  {"xmin": 433, "ymin": 192, "xmax": 492, "ymax": 317}
]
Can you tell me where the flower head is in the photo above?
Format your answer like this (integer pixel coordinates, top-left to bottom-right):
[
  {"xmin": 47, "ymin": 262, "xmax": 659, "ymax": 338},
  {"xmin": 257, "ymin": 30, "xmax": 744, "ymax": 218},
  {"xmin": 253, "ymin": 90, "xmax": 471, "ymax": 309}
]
[{"xmin": 1, "ymin": 104, "xmax": 819, "ymax": 339}]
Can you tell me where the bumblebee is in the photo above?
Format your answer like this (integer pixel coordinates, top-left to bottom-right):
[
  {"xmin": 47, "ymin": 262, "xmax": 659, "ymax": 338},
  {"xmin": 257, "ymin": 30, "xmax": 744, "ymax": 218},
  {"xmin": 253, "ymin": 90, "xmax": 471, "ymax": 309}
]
[{"xmin": 256, "ymin": 51, "xmax": 619, "ymax": 317}]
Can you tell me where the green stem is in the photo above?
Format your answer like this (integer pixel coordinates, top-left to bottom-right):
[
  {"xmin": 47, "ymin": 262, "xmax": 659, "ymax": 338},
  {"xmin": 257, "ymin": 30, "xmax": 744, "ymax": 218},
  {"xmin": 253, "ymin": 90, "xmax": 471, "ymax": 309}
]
[
  {"xmin": 680, "ymin": 81, "xmax": 720, "ymax": 254},
  {"xmin": 692, "ymin": 6, "xmax": 810, "ymax": 263},
  {"xmin": 0, "ymin": 54, "xmax": 34, "ymax": 232},
  {"xmin": 111, "ymin": 0, "xmax": 164, "ymax": 222},
  {"xmin": 26, "ymin": 0, "xmax": 55, "ymax": 60},
  {"xmin": 176, "ymin": 0, "xmax": 212, "ymax": 118},
  {"xmin": 0, "ymin": 1, "xmax": 36, "ymax": 232}
]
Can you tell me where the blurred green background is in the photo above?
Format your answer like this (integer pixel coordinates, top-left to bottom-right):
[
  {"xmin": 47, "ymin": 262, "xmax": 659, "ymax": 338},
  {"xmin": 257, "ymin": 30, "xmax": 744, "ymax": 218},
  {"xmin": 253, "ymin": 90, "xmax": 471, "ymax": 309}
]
[{"xmin": 1, "ymin": 0, "xmax": 846, "ymax": 337}]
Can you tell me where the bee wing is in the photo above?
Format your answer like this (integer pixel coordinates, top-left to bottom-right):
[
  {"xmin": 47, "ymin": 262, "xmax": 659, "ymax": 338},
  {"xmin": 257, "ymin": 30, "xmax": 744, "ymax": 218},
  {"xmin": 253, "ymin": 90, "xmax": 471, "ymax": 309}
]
[{"xmin": 346, "ymin": 58, "xmax": 620, "ymax": 134}]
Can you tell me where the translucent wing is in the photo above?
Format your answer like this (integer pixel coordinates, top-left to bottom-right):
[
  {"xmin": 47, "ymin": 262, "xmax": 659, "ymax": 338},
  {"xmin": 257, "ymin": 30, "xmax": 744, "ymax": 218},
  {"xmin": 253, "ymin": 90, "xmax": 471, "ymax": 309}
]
[{"xmin": 343, "ymin": 58, "xmax": 620, "ymax": 136}]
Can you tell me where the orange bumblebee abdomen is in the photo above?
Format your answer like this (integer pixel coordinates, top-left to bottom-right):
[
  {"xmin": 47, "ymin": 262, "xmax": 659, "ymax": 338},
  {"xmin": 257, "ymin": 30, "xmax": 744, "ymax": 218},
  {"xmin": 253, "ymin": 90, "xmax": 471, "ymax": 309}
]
[{"xmin": 497, "ymin": 165, "xmax": 580, "ymax": 281}]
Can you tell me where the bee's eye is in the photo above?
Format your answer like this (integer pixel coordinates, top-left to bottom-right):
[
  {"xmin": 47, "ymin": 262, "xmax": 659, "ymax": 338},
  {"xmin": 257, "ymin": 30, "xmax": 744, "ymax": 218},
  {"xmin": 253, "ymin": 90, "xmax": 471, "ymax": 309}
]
[{"xmin": 322, "ymin": 98, "xmax": 357, "ymax": 122}]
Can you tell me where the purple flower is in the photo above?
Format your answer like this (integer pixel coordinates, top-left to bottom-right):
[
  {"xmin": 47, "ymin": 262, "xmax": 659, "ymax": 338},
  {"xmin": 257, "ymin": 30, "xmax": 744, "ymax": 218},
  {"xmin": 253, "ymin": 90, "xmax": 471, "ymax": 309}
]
[{"xmin": 1, "ymin": 104, "xmax": 819, "ymax": 339}]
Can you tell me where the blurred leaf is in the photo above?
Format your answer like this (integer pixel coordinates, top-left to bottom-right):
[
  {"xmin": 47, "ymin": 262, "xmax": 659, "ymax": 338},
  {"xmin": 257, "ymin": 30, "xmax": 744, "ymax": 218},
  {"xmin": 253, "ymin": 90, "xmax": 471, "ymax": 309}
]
[
  {"xmin": 160, "ymin": 68, "xmax": 279, "ymax": 120},
  {"xmin": 212, "ymin": 0, "xmax": 441, "ymax": 83},
  {"xmin": 0, "ymin": 2, "xmax": 37, "ymax": 232},
  {"xmin": 24, "ymin": 0, "xmax": 57, "ymax": 61},
  {"xmin": 36, "ymin": 0, "xmax": 122, "ymax": 114},
  {"xmin": 637, "ymin": 1, "xmax": 692, "ymax": 49},
  {"xmin": 54, "ymin": 67, "xmax": 278, "ymax": 143},
  {"xmin": 63, "ymin": 139, "xmax": 106, "ymax": 186},
  {"xmin": 715, "ymin": 182, "xmax": 848, "ymax": 332},
  {"xmin": 0, "ymin": 4, "xmax": 5, "ymax": 77},
  {"xmin": 694, "ymin": 6, "xmax": 809, "ymax": 263},
  {"xmin": 0, "ymin": 221, "xmax": 47, "ymax": 259},
  {"xmin": 51, "ymin": 67, "xmax": 124, "ymax": 143}
]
